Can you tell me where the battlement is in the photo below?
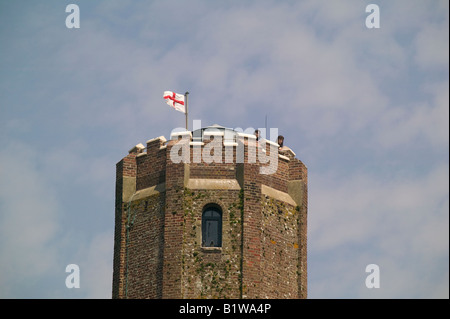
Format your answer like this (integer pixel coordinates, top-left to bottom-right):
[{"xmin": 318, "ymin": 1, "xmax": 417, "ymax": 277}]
[{"xmin": 127, "ymin": 126, "xmax": 306, "ymax": 194}]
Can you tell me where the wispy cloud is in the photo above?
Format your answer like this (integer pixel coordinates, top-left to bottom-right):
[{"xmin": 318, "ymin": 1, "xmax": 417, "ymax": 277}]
[
  {"xmin": 0, "ymin": 142, "xmax": 61, "ymax": 297},
  {"xmin": 0, "ymin": 0, "xmax": 447, "ymax": 298}
]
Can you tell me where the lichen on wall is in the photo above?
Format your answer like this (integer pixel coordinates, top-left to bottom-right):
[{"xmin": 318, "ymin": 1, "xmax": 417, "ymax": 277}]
[
  {"xmin": 260, "ymin": 195, "xmax": 299, "ymax": 298},
  {"xmin": 181, "ymin": 188, "xmax": 242, "ymax": 299}
]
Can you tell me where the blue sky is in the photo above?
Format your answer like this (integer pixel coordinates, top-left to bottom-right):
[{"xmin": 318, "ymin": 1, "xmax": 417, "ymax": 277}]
[{"xmin": 0, "ymin": 0, "xmax": 448, "ymax": 298}]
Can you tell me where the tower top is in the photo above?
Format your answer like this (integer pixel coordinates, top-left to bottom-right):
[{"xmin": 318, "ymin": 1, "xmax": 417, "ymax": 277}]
[{"xmin": 113, "ymin": 126, "xmax": 308, "ymax": 299}]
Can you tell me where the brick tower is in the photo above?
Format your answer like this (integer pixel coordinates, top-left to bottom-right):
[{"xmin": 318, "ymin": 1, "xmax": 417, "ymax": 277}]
[{"xmin": 112, "ymin": 125, "xmax": 308, "ymax": 299}]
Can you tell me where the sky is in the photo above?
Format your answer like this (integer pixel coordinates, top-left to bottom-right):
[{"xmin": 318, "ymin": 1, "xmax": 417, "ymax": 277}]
[{"xmin": 0, "ymin": 0, "xmax": 448, "ymax": 299}]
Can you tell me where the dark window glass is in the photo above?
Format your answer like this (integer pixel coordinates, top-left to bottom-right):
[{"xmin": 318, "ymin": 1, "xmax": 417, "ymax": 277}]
[{"xmin": 202, "ymin": 206, "xmax": 222, "ymax": 247}]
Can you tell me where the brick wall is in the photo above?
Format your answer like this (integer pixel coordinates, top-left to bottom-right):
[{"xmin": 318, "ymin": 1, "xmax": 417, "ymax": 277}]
[
  {"xmin": 162, "ymin": 139, "xmax": 187, "ymax": 298},
  {"xmin": 260, "ymin": 196, "xmax": 299, "ymax": 298},
  {"xmin": 113, "ymin": 153, "xmax": 136, "ymax": 299},
  {"xmin": 136, "ymin": 138, "xmax": 167, "ymax": 191},
  {"xmin": 124, "ymin": 194, "xmax": 165, "ymax": 298}
]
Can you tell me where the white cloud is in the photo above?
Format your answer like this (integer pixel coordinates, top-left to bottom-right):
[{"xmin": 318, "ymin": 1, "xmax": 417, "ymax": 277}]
[
  {"xmin": 414, "ymin": 18, "xmax": 449, "ymax": 70},
  {"xmin": 309, "ymin": 163, "xmax": 449, "ymax": 298},
  {"xmin": 310, "ymin": 163, "xmax": 448, "ymax": 249},
  {"xmin": 0, "ymin": 141, "xmax": 115, "ymax": 298},
  {"xmin": 0, "ymin": 143, "xmax": 61, "ymax": 297},
  {"xmin": 375, "ymin": 79, "xmax": 449, "ymax": 149},
  {"xmin": 74, "ymin": 232, "xmax": 114, "ymax": 298}
]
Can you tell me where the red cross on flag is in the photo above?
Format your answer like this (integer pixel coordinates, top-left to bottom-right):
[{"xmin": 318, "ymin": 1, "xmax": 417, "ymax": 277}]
[{"xmin": 163, "ymin": 91, "xmax": 186, "ymax": 113}]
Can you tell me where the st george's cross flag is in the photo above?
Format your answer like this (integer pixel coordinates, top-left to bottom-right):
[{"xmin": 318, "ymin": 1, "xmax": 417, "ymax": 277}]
[{"xmin": 163, "ymin": 91, "xmax": 186, "ymax": 113}]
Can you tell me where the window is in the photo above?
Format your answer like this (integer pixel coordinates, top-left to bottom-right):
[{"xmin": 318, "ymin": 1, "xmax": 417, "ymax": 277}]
[{"xmin": 202, "ymin": 205, "xmax": 222, "ymax": 247}]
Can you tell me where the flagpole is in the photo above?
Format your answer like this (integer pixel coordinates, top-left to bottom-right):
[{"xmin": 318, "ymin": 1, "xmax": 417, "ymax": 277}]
[
  {"xmin": 185, "ymin": 91, "xmax": 189, "ymax": 131},
  {"xmin": 265, "ymin": 114, "xmax": 268, "ymax": 136}
]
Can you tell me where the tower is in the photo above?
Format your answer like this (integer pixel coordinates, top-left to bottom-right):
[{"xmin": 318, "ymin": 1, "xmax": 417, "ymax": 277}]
[{"xmin": 112, "ymin": 125, "xmax": 308, "ymax": 299}]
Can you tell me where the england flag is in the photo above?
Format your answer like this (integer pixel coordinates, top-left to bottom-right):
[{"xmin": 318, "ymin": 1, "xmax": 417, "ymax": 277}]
[{"xmin": 163, "ymin": 91, "xmax": 186, "ymax": 113}]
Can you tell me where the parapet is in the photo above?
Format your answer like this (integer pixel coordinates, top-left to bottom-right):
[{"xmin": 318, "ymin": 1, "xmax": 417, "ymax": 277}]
[
  {"xmin": 120, "ymin": 125, "xmax": 306, "ymax": 197},
  {"xmin": 128, "ymin": 143, "xmax": 145, "ymax": 154}
]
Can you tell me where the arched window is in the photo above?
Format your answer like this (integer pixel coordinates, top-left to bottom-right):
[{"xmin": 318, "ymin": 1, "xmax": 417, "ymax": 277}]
[{"xmin": 202, "ymin": 205, "xmax": 222, "ymax": 247}]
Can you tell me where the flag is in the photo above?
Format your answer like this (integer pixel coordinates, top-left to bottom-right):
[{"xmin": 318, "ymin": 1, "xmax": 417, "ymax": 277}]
[{"xmin": 163, "ymin": 91, "xmax": 186, "ymax": 113}]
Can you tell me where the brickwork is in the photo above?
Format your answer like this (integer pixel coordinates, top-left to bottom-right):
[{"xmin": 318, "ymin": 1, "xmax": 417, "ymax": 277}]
[
  {"xmin": 136, "ymin": 138, "xmax": 167, "ymax": 191},
  {"xmin": 112, "ymin": 128, "xmax": 308, "ymax": 299},
  {"xmin": 124, "ymin": 193, "xmax": 165, "ymax": 298},
  {"xmin": 241, "ymin": 139, "xmax": 263, "ymax": 298},
  {"xmin": 112, "ymin": 152, "xmax": 137, "ymax": 299},
  {"xmin": 260, "ymin": 157, "xmax": 290, "ymax": 193},
  {"xmin": 260, "ymin": 197, "xmax": 298, "ymax": 298},
  {"xmin": 162, "ymin": 139, "xmax": 187, "ymax": 298}
]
